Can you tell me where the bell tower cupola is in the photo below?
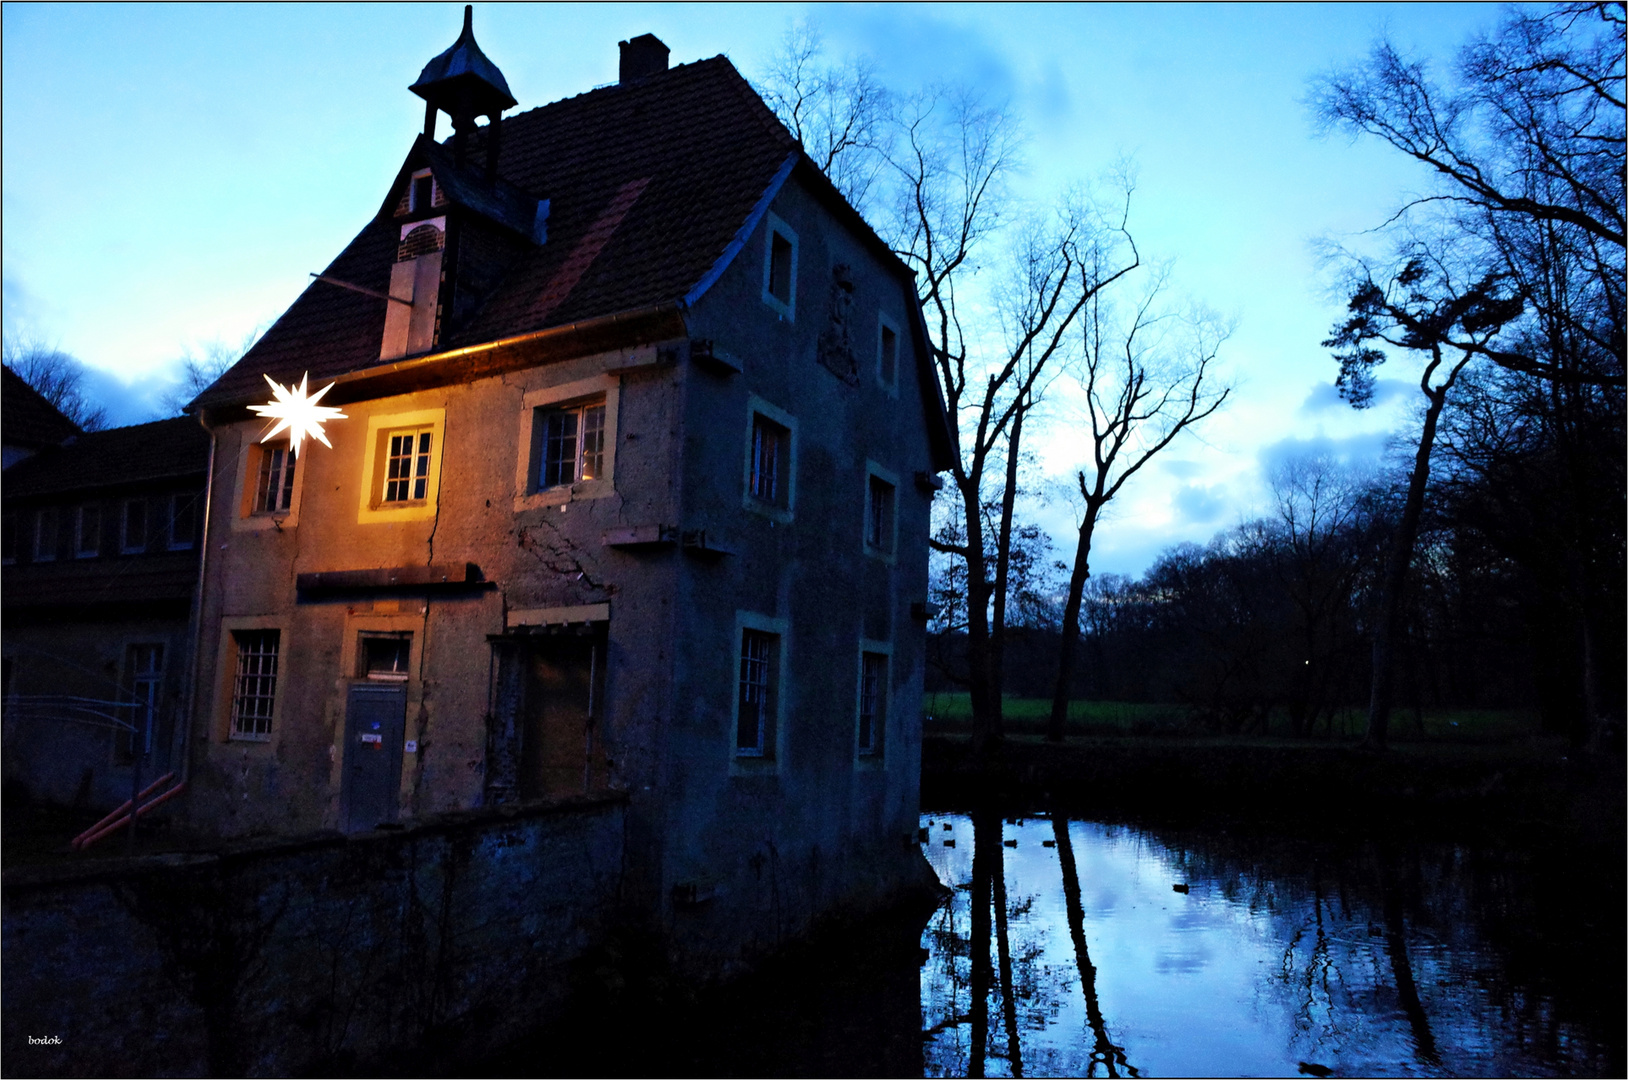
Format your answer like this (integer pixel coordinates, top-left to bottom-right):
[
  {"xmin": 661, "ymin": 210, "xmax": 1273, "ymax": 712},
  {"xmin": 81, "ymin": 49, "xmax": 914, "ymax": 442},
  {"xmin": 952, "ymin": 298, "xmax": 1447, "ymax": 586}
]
[{"xmin": 410, "ymin": 5, "xmax": 517, "ymax": 175}]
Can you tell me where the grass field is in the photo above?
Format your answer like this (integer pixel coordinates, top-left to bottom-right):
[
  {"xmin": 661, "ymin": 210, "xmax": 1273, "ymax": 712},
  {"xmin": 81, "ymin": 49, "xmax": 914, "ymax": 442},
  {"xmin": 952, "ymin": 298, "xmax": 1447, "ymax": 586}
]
[{"xmin": 921, "ymin": 692, "xmax": 1544, "ymax": 742}]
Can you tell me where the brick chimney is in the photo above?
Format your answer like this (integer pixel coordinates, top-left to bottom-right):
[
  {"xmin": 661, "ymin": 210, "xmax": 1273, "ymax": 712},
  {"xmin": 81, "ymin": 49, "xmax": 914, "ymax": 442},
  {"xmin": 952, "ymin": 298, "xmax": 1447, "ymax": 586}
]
[{"xmin": 618, "ymin": 34, "xmax": 669, "ymax": 84}]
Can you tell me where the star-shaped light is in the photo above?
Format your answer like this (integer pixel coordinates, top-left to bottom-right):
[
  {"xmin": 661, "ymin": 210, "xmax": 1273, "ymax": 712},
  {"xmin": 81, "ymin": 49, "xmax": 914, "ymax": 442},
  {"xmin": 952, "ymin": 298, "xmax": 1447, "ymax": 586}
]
[{"xmin": 249, "ymin": 373, "xmax": 347, "ymax": 456}]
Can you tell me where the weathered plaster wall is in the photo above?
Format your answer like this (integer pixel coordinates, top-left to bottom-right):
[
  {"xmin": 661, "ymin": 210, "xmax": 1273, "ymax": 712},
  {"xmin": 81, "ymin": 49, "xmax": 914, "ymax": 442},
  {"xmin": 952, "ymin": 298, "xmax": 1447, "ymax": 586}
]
[
  {"xmin": 2, "ymin": 797, "xmax": 626, "ymax": 1077},
  {"xmin": 187, "ymin": 345, "xmax": 687, "ymax": 838},
  {"xmin": 657, "ymin": 174, "xmax": 938, "ymax": 965}
]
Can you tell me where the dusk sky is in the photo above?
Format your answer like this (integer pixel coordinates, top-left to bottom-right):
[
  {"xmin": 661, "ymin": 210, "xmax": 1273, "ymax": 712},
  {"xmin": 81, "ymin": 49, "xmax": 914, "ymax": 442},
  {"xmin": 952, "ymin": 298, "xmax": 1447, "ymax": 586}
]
[{"xmin": 2, "ymin": 2, "xmax": 1504, "ymax": 577}]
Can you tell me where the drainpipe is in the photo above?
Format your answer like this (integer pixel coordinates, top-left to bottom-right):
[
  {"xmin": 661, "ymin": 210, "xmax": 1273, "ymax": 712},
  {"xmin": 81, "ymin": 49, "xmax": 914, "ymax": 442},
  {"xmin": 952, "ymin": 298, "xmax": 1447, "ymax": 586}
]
[{"xmin": 175, "ymin": 421, "xmax": 218, "ymax": 791}]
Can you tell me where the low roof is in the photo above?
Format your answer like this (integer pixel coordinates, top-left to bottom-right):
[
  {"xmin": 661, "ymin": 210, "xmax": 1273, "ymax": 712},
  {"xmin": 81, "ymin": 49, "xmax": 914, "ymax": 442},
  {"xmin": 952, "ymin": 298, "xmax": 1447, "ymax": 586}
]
[
  {"xmin": 2, "ymin": 367, "xmax": 82, "ymax": 451},
  {"xmin": 3, "ymin": 416, "xmax": 209, "ymax": 499}
]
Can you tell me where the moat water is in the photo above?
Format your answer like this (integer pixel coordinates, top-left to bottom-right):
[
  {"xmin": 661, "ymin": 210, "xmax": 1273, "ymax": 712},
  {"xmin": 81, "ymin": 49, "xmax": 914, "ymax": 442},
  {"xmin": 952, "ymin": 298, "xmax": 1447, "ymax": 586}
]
[{"xmin": 915, "ymin": 812, "xmax": 1621, "ymax": 1078}]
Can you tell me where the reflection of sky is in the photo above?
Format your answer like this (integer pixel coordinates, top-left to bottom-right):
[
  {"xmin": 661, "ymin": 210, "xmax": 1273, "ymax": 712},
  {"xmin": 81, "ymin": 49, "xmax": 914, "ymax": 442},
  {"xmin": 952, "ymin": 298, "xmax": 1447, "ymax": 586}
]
[{"xmin": 919, "ymin": 815, "xmax": 1611, "ymax": 1078}]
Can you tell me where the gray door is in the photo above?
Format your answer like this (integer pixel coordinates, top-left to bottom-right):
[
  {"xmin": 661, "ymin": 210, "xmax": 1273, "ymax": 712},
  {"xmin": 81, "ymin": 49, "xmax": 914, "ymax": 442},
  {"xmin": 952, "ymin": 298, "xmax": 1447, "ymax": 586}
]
[{"xmin": 342, "ymin": 684, "xmax": 406, "ymax": 832}]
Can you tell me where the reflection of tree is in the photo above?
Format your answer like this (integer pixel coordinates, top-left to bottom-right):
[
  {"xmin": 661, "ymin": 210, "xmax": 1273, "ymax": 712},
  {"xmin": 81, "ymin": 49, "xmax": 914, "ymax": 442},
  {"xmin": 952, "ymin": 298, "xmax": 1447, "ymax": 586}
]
[
  {"xmin": 1381, "ymin": 855, "xmax": 1441, "ymax": 1068},
  {"xmin": 969, "ymin": 808, "xmax": 993, "ymax": 1077},
  {"xmin": 1052, "ymin": 816, "xmax": 1138, "ymax": 1077},
  {"xmin": 992, "ymin": 817, "xmax": 1024, "ymax": 1078}
]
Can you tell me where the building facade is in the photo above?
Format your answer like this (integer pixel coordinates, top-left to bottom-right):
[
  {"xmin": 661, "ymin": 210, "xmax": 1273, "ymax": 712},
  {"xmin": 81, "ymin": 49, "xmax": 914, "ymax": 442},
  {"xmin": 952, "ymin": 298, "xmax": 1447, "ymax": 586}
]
[{"xmin": 185, "ymin": 20, "xmax": 952, "ymax": 957}]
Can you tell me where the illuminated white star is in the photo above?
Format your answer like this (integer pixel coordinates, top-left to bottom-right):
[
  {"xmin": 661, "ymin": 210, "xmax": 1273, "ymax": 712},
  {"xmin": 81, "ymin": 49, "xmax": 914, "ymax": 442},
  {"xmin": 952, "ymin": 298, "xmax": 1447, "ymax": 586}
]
[{"xmin": 249, "ymin": 373, "xmax": 347, "ymax": 456}]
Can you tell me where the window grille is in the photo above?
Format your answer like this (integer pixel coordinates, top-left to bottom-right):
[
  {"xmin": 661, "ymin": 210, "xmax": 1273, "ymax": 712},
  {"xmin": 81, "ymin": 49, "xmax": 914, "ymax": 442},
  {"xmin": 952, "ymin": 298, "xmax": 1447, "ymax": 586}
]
[
  {"xmin": 231, "ymin": 629, "xmax": 280, "ymax": 739},
  {"xmin": 384, "ymin": 431, "xmax": 433, "ymax": 502},
  {"xmin": 737, "ymin": 628, "xmax": 776, "ymax": 756},
  {"xmin": 858, "ymin": 652, "xmax": 886, "ymax": 755}
]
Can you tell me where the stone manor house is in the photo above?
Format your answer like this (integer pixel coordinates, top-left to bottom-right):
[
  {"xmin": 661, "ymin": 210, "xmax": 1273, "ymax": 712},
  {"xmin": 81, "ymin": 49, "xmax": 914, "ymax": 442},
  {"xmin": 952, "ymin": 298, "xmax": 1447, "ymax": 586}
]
[{"xmin": 172, "ymin": 14, "xmax": 952, "ymax": 947}]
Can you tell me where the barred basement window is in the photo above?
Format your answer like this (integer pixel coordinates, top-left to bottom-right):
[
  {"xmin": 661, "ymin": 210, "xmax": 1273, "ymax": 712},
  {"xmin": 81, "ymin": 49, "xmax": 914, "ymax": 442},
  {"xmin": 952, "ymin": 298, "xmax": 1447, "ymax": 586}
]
[
  {"xmin": 254, "ymin": 443, "xmax": 296, "ymax": 514},
  {"xmin": 539, "ymin": 400, "xmax": 606, "ymax": 489},
  {"xmin": 736, "ymin": 628, "xmax": 779, "ymax": 757},
  {"xmin": 383, "ymin": 430, "xmax": 434, "ymax": 503},
  {"xmin": 230, "ymin": 629, "xmax": 280, "ymax": 740}
]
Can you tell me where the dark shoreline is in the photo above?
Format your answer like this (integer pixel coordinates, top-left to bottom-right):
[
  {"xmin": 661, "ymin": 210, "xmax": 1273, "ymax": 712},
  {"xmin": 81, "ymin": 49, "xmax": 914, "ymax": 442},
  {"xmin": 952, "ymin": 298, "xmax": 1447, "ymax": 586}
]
[{"xmin": 921, "ymin": 733, "xmax": 1625, "ymax": 849}]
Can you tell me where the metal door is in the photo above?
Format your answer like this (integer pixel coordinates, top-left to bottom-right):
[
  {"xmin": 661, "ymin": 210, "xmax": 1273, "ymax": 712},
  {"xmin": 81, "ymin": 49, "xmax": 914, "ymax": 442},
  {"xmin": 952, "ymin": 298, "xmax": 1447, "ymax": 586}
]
[{"xmin": 341, "ymin": 683, "xmax": 406, "ymax": 832}]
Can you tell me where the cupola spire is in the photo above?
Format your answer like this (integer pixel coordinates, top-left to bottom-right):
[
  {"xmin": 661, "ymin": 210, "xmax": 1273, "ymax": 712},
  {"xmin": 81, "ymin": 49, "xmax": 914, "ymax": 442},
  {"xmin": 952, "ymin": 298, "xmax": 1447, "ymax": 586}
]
[{"xmin": 410, "ymin": 5, "xmax": 516, "ymax": 173}]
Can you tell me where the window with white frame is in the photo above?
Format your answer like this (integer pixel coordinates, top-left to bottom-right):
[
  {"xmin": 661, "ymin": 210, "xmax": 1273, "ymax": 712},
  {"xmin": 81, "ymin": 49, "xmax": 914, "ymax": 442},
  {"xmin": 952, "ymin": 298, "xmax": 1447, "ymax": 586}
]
[
  {"xmin": 878, "ymin": 319, "xmax": 900, "ymax": 391},
  {"xmin": 121, "ymin": 499, "xmax": 147, "ymax": 554},
  {"xmin": 762, "ymin": 214, "xmax": 798, "ymax": 319},
  {"xmin": 118, "ymin": 643, "xmax": 164, "ymax": 762},
  {"xmin": 168, "ymin": 493, "xmax": 197, "ymax": 550},
  {"xmin": 230, "ymin": 629, "xmax": 280, "ymax": 740},
  {"xmin": 865, "ymin": 472, "xmax": 896, "ymax": 556},
  {"xmin": 538, "ymin": 399, "xmax": 607, "ymax": 489},
  {"xmin": 736, "ymin": 627, "xmax": 780, "ymax": 757},
  {"xmin": 749, "ymin": 414, "xmax": 788, "ymax": 507},
  {"xmin": 382, "ymin": 429, "xmax": 434, "ymax": 504},
  {"xmin": 34, "ymin": 507, "xmax": 59, "ymax": 562},
  {"xmin": 253, "ymin": 442, "xmax": 296, "ymax": 515},
  {"xmin": 76, "ymin": 504, "xmax": 101, "ymax": 559},
  {"xmin": 858, "ymin": 650, "xmax": 887, "ymax": 756},
  {"xmin": 410, "ymin": 169, "xmax": 437, "ymax": 214}
]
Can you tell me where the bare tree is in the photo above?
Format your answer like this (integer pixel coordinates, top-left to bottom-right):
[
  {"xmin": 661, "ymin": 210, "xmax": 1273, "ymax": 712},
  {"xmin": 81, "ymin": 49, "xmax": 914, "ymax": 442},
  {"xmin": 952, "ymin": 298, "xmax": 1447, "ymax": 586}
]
[
  {"xmin": 756, "ymin": 23, "xmax": 895, "ymax": 215},
  {"xmin": 1312, "ymin": 3, "xmax": 1624, "ymax": 747},
  {"xmin": 1046, "ymin": 268, "xmax": 1230, "ymax": 741},
  {"xmin": 2, "ymin": 339, "xmax": 108, "ymax": 430},
  {"xmin": 159, "ymin": 327, "xmax": 262, "ymax": 415}
]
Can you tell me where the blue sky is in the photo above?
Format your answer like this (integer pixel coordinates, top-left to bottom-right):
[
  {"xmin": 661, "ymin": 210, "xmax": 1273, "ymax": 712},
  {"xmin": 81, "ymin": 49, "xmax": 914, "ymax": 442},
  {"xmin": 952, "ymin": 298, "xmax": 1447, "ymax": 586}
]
[{"xmin": 2, "ymin": 3, "xmax": 1504, "ymax": 577}]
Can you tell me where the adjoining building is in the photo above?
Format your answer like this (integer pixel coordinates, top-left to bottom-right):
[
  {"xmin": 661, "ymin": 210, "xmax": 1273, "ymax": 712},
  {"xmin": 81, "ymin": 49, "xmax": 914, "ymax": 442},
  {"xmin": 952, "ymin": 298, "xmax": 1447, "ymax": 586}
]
[
  {"xmin": 1, "ymin": 416, "xmax": 209, "ymax": 812},
  {"xmin": 182, "ymin": 14, "xmax": 952, "ymax": 958}
]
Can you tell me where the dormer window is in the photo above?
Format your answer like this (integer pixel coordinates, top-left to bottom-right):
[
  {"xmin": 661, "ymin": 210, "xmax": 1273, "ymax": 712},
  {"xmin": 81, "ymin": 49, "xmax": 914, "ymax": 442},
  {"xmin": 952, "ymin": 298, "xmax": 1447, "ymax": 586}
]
[{"xmin": 410, "ymin": 170, "xmax": 436, "ymax": 214}]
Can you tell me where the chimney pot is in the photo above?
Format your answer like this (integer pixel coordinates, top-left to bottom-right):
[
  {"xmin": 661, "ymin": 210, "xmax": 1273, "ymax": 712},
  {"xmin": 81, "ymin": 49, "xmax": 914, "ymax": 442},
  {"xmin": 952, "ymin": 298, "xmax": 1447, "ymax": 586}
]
[{"xmin": 618, "ymin": 34, "xmax": 670, "ymax": 84}]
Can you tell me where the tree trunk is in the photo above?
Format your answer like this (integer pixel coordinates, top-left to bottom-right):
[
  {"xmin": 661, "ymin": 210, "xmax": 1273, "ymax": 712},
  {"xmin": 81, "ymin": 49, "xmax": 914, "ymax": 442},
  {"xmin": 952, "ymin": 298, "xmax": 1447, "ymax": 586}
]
[
  {"xmin": 960, "ymin": 479, "xmax": 1003, "ymax": 759},
  {"xmin": 1365, "ymin": 382, "xmax": 1450, "ymax": 750},
  {"xmin": 1048, "ymin": 500, "xmax": 1100, "ymax": 742},
  {"xmin": 990, "ymin": 394, "xmax": 1027, "ymax": 707}
]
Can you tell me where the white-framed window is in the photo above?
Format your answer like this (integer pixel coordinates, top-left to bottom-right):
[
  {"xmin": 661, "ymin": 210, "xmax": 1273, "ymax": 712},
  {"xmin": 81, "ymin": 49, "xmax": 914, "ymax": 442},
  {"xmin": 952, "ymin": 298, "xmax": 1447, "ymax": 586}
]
[
  {"xmin": 167, "ymin": 493, "xmax": 197, "ymax": 551},
  {"xmin": 742, "ymin": 394, "xmax": 797, "ymax": 521},
  {"xmin": 877, "ymin": 315, "xmax": 901, "ymax": 393},
  {"xmin": 761, "ymin": 212, "xmax": 798, "ymax": 320},
  {"xmin": 357, "ymin": 408, "xmax": 446, "ymax": 523},
  {"xmin": 857, "ymin": 648, "xmax": 889, "ymax": 758},
  {"xmin": 253, "ymin": 442, "xmax": 297, "ymax": 515},
  {"xmin": 515, "ymin": 375, "xmax": 620, "ymax": 510},
  {"xmin": 118, "ymin": 643, "xmax": 164, "ymax": 763},
  {"xmin": 539, "ymin": 399, "xmax": 607, "ymax": 489},
  {"xmin": 76, "ymin": 504, "xmax": 101, "ymax": 559},
  {"xmin": 863, "ymin": 461, "xmax": 899, "ymax": 560},
  {"xmin": 229, "ymin": 628, "xmax": 280, "ymax": 741},
  {"xmin": 34, "ymin": 507, "xmax": 59, "ymax": 562}
]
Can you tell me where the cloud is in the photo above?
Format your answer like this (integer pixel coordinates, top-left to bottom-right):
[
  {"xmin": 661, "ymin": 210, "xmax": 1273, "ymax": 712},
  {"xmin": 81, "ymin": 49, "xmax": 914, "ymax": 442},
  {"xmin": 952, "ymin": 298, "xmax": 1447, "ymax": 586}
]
[
  {"xmin": 1161, "ymin": 458, "xmax": 1206, "ymax": 479},
  {"xmin": 1298, "ymin": 376, "xmax": 1414, "ymax": 414},
  {"xmin": 1172, "ymin": 483, "xmax": 1228, "ymax": 525},
  {"xmin": 1256, "ymin": 430, "xmax": 1391, "ymax": 474}
]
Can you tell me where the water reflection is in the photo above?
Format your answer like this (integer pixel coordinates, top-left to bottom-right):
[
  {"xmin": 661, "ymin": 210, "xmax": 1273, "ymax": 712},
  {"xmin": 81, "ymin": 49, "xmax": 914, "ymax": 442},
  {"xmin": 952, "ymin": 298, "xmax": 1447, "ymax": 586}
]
[{"xmin": 920, "ymin": 814, "xmax": 1622, "ymax": 1078}]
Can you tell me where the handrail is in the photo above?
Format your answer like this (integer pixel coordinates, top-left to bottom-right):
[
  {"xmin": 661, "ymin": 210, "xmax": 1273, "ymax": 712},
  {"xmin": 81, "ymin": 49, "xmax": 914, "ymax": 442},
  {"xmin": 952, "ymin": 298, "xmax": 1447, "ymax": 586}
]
[
  {"xmin": 75, "ymin": 781, "xmax": 187, "ymax": 850},
  {"xmin": 71, "ymin": 773, "xmax": 175, "ymax": 848}
]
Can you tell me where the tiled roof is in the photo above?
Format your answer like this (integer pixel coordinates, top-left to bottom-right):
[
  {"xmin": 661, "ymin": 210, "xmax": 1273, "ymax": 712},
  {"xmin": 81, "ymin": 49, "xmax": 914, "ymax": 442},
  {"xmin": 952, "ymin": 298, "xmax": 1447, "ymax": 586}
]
[
  {"xmin": 2, "ymin": 416, "xmax": 209, "ymax": 499},
  {"xmin": 197, "ymin": 56, "xmax": 798, "ymax": 408},
  {"xmin": 3, "ymin": 367, "xmax": 82, "ymax": 451}
]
